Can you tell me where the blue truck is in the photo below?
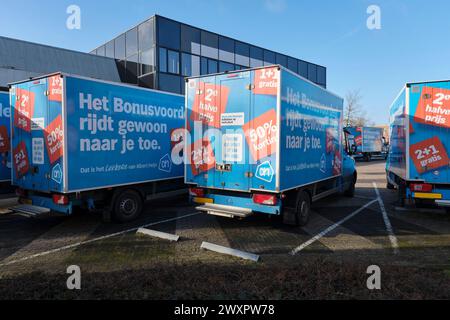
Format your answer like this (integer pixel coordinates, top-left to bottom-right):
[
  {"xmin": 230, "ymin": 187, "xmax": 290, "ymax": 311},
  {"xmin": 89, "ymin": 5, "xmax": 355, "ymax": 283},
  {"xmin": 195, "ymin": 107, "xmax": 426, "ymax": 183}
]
[
  {"xmin": 9, "ymin": 73, "xmax": 185, "ymax": 222},
  {"xmin": 344, "ymin": 126, "xmax": 387, "ymax": 161},
  {"xmin": 185, "ymin": 65, "xmax": 357, "ymax": 226},
  {"xmin": 0, "ymin": 91, "xmax": 12, "ymax": 189},
  {"xmin": 387, "ymin": 81, "xmax": 450, "ymax": 209}
]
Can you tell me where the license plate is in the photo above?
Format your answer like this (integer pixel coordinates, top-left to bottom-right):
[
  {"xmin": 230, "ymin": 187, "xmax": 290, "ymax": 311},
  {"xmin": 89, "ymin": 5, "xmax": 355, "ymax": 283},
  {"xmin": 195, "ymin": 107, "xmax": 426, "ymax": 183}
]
[{"xmin": 193, "ymin": 197, "xmax": 213, "ymax": 204}]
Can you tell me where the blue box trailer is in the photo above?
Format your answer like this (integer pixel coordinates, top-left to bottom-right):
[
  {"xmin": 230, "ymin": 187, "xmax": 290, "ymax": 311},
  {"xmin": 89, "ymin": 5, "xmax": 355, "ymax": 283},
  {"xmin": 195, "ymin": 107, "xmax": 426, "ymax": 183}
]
[
  {"xmin": 185, "ymin": 65, "xmax": 357, "ymax": 226},
  {"xmin": 0, "ymin": 91, "xmax": 12, "ymax": 186},
  {"xmin": 9, "ymin": 73, "xmax": 186, "ymax": 222},
  {"xmin": 344, "ymin": 126, "xmax": 387, "ymax": 161},
  {"xmin": 387, "ymin": 80, "xmax": 450, "ymax": 209}
]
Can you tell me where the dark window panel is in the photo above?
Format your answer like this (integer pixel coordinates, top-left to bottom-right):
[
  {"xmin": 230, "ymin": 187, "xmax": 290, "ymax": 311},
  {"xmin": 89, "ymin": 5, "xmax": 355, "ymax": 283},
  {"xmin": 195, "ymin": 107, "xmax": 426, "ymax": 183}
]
[
  {"xmin": 117, "ymin": 60, "xmax": 127, "ymax": 82},
  {"xmin": 219, "ymin": 36, "xmax": 234, "ymax": 63},
  {"xmin": 298, "ymin": 60, "xmax": 308, "ymax": 78},
  {"xmin": 219, "ymin": 61, "xmax": 234, "ymax": 73},
  {"xmin": 235, "ymin": 42, "xmax": 249, "ymax": 66},
  {"xmin": 126, "ymin": 54, "xmax": 139, "ymax": 84},
  {"xmin": 126, "ymin": 28, "xmax": 138, "ymax": 57},
  {"xmin": 181, "ymin": 24, "xmax": 201, "ymax": 55},
  {"xmin": 201, "ymin": 31, "xmax": 218, "ymax": 59},
  {"xmin": 308, "ymin": 63, "xmax": 317, "ymax": 83},
  {"xmin": 250, "ymin": 46, "xmax": 263, "ymax": 67},
  {"xmin": 317, "ymin": 66, "xmax": 326, "ymax": 85},
  {"xmin": 263, "ymin": 50, "xmax": 276, "ymax": 66},
  {"xmin": 157, "ymin": 17, "xmax": 180, "ymax": 50},
  {"xmin": 140, "ymin": 48, "xmax": 155, "ymax": 75},
  {"xmin": 288, "ymin": 57, "xmax": 298, "ymax": 73},
  {"xmin": 105, "ymin": 41, "xmax": 114, "ymax": 58},
  {"xmin": 182, "ymin": 53, "xmax": 200, "ymax": 77},
  {"xmin": 159, "ymin": 47, "xmax": 167, "ymax": 73},
  {"xmin": 200, "ymin": 57, "xmax": 208, "ymax": 75},
  {"xmin": 115, "ymin": 34, "xmax": 126, "ymax": 60},
  {"xmin": 138, "ymin": 73, "xmax": 155, "ymax": 89},
  {"xmin": 159, "ymin": 73, "xmax": 181, "ymax": 94},
  {"xmin": 139, "ymin": 19, "xmax": 154, "ymax": 51},
  {"xmin": 168, "ymin": 50, "xmax": 180, "ymax": 74},
  {"xmin": 276, "ymin": 53, "xmax": 288, "ymax": 68},
  {"xmin": 208, "ymin": 59, "xmax": 218, "ymax": 74}
]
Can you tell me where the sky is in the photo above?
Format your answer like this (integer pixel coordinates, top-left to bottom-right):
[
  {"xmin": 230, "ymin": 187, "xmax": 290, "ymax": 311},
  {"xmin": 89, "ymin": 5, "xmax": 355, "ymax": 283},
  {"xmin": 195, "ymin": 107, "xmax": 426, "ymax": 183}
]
[{"xmin": 1, "ymin": 0, "xmax": 450, "ymax": 125}]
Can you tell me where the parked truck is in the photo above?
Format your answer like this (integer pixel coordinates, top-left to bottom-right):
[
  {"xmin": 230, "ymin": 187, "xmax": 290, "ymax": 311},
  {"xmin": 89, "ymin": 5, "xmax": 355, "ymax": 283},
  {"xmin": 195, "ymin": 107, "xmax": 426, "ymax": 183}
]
[
  {"xmin": 344, "ymin": 126, "xmax": 387, "ymax": 161},
  {"xmin": 0, "ymin": 91, "xmax": 12, "ymax": 190},
  {"xmin": 185, "ymin": 65, "xmax": 357, "ymax": 226},
  {"xmin": 387, "ymin": 80, "xmax": 450, "ymax": 209},
  {"xmin": 9, "ymin": 73, "xmax": 185, "ymax": 222}
]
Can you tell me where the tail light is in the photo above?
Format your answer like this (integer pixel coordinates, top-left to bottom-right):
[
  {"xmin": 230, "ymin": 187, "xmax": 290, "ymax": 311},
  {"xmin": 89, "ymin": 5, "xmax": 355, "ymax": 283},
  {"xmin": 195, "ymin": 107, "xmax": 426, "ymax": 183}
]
[
  {"xmin": 253, "ymin": 194, "xmax": 278, "ymax": 206},
  {"xmin": 52, "ymin": 194, "xmax": 69, "ymax": 205},
  {"xmin": 189, "ymin": 188, "xmax": 205, "ymax": 197},
  {"xmin": 410, "ymin": 183, "xmax": 433, "ymax": 193}
]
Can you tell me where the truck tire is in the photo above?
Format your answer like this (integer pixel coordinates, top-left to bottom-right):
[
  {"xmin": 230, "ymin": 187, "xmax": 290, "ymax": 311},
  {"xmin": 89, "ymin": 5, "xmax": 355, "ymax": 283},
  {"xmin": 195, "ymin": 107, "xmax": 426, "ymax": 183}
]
[
  {"xmin": 345, "ymin": 180, "xmax": 356, "ymax": 197},
  {"xmin": 295, "ymin": 191, "xmax": 311, "ymax": 227},
  {"xmin": 113, "ymin": 190, "xmax": 143, "ymax": 223},
  {"xmin": 386, "ymin": 181, "xmax": 395, "ymax": 190}
]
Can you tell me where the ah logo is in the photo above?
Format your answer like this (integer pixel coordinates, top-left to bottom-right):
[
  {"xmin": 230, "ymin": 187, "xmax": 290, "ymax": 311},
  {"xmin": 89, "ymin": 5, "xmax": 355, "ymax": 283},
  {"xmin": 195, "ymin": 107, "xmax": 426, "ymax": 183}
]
[
  {"xmin": 320, "ymin": 153, "xmax": 327, "ymax": 173},
  {"xmin": 52, "ymin": 164, "xmax": 63, "ymax": 184},
  {"xmin": 159, "ymin": 154, "xmax": 172, "ymax": 173},
  {"xmin": 255, "ymin": 161, "xmax": 274, "ymax": 183}
]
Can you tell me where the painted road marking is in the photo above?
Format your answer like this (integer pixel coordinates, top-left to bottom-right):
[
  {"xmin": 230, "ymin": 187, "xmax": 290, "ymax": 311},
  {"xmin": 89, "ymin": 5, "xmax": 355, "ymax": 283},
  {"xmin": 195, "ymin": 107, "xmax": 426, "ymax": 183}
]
[
  {"xmin": 290, "ymin": 199, "xmax": 378, "ymax": 255},
  {"xmin": 201, "ymin": 242, "xmax": 260, "ymax": 262},
  {"xmin": 373, "ymin": 182, "xmax": 399, "ymax": 254},
  {"xmin": 137, "ymin": 228, "xmax": 180, "ymax": 242},
  {"xmin": 0, "ymin": 212, "xmax": 200, "ymax": 268}
]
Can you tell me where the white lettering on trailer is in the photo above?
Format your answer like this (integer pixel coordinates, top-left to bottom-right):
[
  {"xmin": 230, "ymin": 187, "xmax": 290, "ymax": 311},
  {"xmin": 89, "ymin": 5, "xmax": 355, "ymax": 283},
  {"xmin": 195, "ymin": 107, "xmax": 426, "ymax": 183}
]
[{"xmin": 31, "ymin": 138, "xmax": 44, "ymax": 165}]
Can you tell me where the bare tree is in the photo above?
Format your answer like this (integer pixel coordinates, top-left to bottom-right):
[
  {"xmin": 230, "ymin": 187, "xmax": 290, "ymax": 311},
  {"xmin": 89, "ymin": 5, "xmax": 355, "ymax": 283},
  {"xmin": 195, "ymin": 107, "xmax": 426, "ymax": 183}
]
[{"xmin": 344, "ymin": 89, "xmax": 370, "ymax": 127}]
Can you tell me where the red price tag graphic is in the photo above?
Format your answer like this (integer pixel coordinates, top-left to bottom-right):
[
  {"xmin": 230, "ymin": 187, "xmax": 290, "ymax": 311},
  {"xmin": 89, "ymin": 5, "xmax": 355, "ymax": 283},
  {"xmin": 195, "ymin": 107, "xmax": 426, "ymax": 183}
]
[
  {"xmin": 14, "ymin": 88, "xmax": 35, "ymax": 132},
  {"xmin": 190, "ymin": 138, "xmax": 216, "ymax": 176},
  {"xmin": 191, "ymin": 82, "xmax": 229, "ymax": 128},
  {"xmin": 13, "ymin": 141, "xmax": 30, "ymax": 178},
  {"xmin": 44, "ymin": 115, "xmax": 64, "ymax": 164},
  {"xmin": 48, "ymin": 75, "xmax": 63, "ymax": 102},
  {"xmin": 414, "ymin": 86, "xmax": 450, "ymax": 128},
  {"xmin": 253, "ymin": 67, "xmax": 279, "ymax": 96},
  {"xmin": 243, "ymin": 109, "xmax": 278, "ymax": 162},
  {"xmin": 333, "ymin": 150, "xmax": 342, "ymax": 176},
  {"xmin": 410, "ymin": 136, "xmax": 449, "ymax": 174},
  {"xmin": 0, "ymin": 125, "xmax": 10, "ymax": 153}
]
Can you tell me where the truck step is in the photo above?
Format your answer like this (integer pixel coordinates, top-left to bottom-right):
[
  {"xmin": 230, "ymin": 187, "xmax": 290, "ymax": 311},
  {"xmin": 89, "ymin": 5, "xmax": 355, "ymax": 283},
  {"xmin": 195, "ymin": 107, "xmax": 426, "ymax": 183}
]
[
  {"xmin": 196, "ymin": 203, "xmax": 253, "ymax": 218},
  {"xmin": 10, "ymin": 205, "xmax": 51, "ymax": 217}
]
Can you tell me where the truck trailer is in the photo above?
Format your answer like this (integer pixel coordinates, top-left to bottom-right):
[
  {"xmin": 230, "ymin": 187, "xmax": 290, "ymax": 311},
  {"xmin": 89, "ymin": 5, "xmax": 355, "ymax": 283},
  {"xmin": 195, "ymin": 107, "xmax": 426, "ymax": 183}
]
[
  {"xmin": 9, "ymin": 73, "xmax": 185, "ymax": 222},
  {"xmin": 387, "ymin": 80, "xmax": 450, "ymax": 209},
  {"xmin": 185, "ymin": 65, "xmax": 357, "ymax": 226},
  {"xmin": 344, "ymin": 126, "xmax": 386, "ymax": 161},
  {"xmin": 0, "ymin": 91, "xmax": 12, "ymax": 189}
]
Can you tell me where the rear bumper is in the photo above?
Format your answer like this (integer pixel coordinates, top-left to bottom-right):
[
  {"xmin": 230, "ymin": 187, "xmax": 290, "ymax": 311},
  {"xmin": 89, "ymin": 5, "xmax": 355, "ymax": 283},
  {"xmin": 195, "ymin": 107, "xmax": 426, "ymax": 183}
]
[{"xmin": 20, "ymin": 195, "xmax": 73, "ymax": 215}]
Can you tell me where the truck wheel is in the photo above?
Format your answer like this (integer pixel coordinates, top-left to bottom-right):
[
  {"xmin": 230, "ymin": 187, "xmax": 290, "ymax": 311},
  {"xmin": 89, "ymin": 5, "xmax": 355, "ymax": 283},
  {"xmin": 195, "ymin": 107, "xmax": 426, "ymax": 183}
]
[
  {"xmin": 345, "ymin": 181, "xmax": 356, "ymax": 197},
  {"xmin": 295, "ymin": 191, "xmax": 311, "ymax": 227},
  {"xmin": 113, "ymin": 190, "xmax": 143, "ymax": 223},
  {"xmin": 386, "ymin": 182, "xmax": 395, "ymax": 190}
]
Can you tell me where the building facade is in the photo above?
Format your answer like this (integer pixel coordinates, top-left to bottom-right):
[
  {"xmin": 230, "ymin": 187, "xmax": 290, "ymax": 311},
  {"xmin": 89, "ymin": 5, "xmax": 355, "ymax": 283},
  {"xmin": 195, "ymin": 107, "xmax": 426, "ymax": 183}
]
[{"xmin": 90, "ymin": 15, "xmax": 327, "ymax": 94}]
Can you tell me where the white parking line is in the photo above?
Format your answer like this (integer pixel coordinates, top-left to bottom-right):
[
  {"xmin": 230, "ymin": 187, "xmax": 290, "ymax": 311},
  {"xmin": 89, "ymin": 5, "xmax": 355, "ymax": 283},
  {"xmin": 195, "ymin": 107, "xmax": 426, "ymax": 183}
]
[
  {"xmin": 201, "ymin": 242, "xmax": 260, "ymax": 262},
  {"xmin": 0, "ymin": 212, "xmax": 200, "ymax": 268},
  {"xmin": 137, "ymin": 228, "xmax": 180, "ymax": 242},
  {"xmin": 373, "ymin": 182, "xmax": 399, "ymax": 254},
  {"xmin": 290, "ymin": 199, "xmax": 378, "ymax": 255}
]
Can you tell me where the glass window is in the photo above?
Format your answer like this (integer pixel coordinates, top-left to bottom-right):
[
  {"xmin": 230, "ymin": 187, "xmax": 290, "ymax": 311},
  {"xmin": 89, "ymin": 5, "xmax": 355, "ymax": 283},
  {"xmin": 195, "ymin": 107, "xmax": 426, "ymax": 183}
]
[
  {"xmin": 126, "ymin": 28, "xmax": 138, "ymax": 57},
  {"xmin": 168, "ymin": 50, "xmax": 180, "ymax": 74},
  {"xmin": 140, "ymin": 49, "xmax": 155, "ymax": 75},
  {"xmin": 250, "ymin": 46, "xmax": 263, "ymax": 67},
  {"xmin": 235, "ymin": 42, "xmax": 249, "ymax": 66},
  {"xmin": 97, "ymin": 45, "xmax": 106, "ymax": 57},
  {"xmin": 201, "ymin": 57, "xmax": 208, "ymax": 75},
  {"xmin": 181, "ymin": 24, "xmax": 200, "ymax": 55},
  {"xmin": 159, "ymin": 48, "xmax": 167, "ymax": 73},
  {"xmin": 219, "ymin": 36, "xmax": 234, "ymax": 63},
  {"xmin": 308, "ymin": 63, "xmax": 318, "ymax": 82},
  {"xmin": 139, "ymin": 19, "xmax": 154, "ymax": 51},
  {"xmin": 115, "ymin": 34, "xmax": 126, "ymax": 60},
  {"xmin": 298, "ymin": 60, "xmax": 308, "ymax": 77},
  {"xmin": 182, "ymin": 53, "xmax": 200, "ymax": 77},
  {"xmin": 105, "ymin": 41, "xmax": 114, "ymax": 58},
  {"xmin": 138, "ymin": 73, "xmax": 155, "ymax": 89},
  {"xmin": 157, "ymin": 17, "xmax": 180, "ymax": 50},
  {"xmin": 201, "ymin": 31, "xmax": 218, "ymax": 59},
  {"xmin": 208, "ymin": 59, "xmax": 218, "ymax": 74},
  {"xmin": 317, "ymin": 66, "xmax": 326, "ymax": 85},
  {"xmin": 219, "ymin": 61, "xmax": 234, "ymax": 72},
  {"xmin": 276, "ymin": 54, "xmax": 288, "ymax": 67},
  {"xmin": 126, "ymin": 54, "xmax": 139, "ymax": 84},
  {"xmin": 287, "ymin": 57, "xmax": 298, "ymax": 73},
  {"xmin": 264, "ymin": 50, "xmax": 276, "ymax": 66},
  {"xmin": 159, "ymin": 73, "xmax": 181, "ymax": 94},
  {"xmin": 117, "ymin": 60, "xmax": 127, "ymax": 82}
]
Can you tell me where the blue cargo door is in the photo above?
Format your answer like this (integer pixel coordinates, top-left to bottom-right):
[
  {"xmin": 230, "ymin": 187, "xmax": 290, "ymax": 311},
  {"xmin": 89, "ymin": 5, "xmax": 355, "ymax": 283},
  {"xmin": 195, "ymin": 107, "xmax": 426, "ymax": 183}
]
[{"xmin": 214, "ymin": 74, "xmax": 252, "ymax": 191}]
